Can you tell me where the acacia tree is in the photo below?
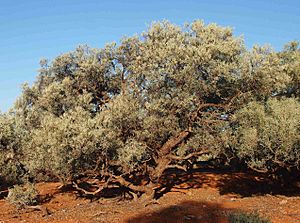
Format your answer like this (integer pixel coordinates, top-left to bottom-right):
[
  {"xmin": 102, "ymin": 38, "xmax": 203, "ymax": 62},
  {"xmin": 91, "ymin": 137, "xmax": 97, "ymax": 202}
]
[{"xmin": 2, "ymin": 21, "xmax": 299, "ymax": 202}]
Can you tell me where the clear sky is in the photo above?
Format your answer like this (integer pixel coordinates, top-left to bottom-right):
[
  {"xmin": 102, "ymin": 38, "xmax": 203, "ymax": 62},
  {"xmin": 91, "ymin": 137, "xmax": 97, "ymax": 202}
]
[{"xmin": 0, "ymin": 0, "xmax": 299, "ymax": 112}]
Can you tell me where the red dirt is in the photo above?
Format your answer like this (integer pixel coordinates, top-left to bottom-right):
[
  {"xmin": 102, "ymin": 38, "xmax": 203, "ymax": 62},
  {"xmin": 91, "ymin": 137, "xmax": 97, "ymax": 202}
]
[{"xmin": 1, "ymin": 170, "xmax": 300, "ymax": 223}]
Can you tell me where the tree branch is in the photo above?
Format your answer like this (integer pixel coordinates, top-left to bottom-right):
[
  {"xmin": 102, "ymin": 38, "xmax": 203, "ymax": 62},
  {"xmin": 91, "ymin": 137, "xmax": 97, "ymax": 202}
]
[
  {"xmin": 72, "ymin": 181, "xmax": 105, "ymax": 196},
  {"xmin": 165, "ymin": 164, "xmax": 187, "ymax": 172},
  {"xmin": 159, "ymin": 129, "xmax": 191, "ymax": 156},
  {"xmin": 168, "ymin": 150, "xmax": 210, "ymax": 161}
]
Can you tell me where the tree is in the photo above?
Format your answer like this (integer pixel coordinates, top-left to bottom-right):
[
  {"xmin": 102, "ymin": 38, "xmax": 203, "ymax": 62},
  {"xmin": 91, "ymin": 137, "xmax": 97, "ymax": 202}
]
[{"xmin": 3, "ymin": 20, "xmax": 299, "ymax": 202}]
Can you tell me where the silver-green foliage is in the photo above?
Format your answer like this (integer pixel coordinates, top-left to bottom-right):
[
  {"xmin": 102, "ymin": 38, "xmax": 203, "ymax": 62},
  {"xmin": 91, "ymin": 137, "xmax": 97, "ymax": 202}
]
[
  {"xmin": 1, "ymin": 21, "xmax": 299, "ymax": 187},
  {"xmin": 0, "ymin": 113, "xmax": 25, "ymax": 184},
  {"xmin": 233, "ymin": 98, "xmax": 300, "ymax": 172},
  {"xmin": 97, "ymin": 95, "xmax": 149, "ymax": 171},
  {"xmin": 7, "ymin": 183, "xmax": 39, "ymax": 208},
  {"xmin": 25, "ymin": 107, "xmax": 103, "ymax": 182}
]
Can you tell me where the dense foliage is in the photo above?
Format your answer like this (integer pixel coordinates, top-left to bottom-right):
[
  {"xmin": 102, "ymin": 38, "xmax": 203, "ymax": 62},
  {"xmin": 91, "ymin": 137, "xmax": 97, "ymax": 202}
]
[
  {"xmin": 0, "ymin": 20, "xmax": 299, "ymax": 201},
  {"xmin": 233, "ymin": 98, "xmax": 300, "ymax": 174}
]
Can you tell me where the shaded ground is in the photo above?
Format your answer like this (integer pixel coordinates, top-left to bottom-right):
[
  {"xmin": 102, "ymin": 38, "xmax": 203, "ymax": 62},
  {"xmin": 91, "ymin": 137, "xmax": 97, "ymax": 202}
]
[{"xmin": 1, "ymin": 170, "xmax": 300, "ymax": 223}]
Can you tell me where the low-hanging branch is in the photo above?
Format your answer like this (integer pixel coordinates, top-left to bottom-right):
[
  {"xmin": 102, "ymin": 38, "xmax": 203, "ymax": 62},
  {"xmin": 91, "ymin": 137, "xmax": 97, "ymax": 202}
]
[{"xmin": 167, "ymin": 150, "xmax": 210, "ymax": 161}]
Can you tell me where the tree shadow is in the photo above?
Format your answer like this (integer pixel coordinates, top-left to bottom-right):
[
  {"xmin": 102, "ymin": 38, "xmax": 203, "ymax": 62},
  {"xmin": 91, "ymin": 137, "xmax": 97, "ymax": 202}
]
[
  {"xmin": 55, "ymin": 183, "xmax": 134, "ymax": 203},
  {"xmin": 0, "ymin": 189, "xmax": 8, "ymax": 199},
  {"xmin": 126, "ymin": 200, "xmax": 234, "ymax": 223},
  {"xmin": 159, "ymin": 168, "xmax": 300, "ymax": 198},
  {"xmin": 216, "ymin": 172, "xmax": 300, "ymax": 197},
  {"xmin": 0, "ymin": 178, "xmax": 8, "ymax": 199}
]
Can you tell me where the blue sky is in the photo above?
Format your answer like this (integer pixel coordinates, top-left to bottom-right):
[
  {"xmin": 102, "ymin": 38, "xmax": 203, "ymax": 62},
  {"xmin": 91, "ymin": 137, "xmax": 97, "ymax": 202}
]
[{"xmin": 0, "ymin": 0, "xmax": 299, "ymax": 112}]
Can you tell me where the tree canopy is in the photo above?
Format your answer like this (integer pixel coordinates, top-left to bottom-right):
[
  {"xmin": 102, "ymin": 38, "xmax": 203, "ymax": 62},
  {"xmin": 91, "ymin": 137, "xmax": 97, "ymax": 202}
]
[{"xmin": 1, "ymin": 20, "xmax": 299, "ymax": 201}]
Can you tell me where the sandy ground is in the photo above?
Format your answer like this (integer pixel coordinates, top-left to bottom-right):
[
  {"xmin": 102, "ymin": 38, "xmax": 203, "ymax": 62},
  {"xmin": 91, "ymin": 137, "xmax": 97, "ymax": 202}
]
[{"xmin": 1, "ymin": 170, "xmax": 300, "ymax": 223}]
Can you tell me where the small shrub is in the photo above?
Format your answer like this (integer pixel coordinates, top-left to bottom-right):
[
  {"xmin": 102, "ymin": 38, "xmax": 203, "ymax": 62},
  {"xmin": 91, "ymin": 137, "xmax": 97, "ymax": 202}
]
[
  {"xmin": 229, "ymin": 212, "xmax": 271, "ymax": 223},
  {"xmin": 6, "ymin": 183, "xmax": 39, "ymax": 209}
]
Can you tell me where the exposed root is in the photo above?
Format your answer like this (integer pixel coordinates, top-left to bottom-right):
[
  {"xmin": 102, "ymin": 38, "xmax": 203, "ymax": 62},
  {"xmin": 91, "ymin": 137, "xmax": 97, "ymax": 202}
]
[{"xmin": 72, "ymin": 181, "xmax": 104, "ymax": 196}]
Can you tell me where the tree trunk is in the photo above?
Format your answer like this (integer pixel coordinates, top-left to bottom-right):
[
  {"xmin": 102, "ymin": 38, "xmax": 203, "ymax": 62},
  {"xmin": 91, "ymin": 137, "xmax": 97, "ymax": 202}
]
[{"xmin": 143, "ymin": 129, "xmax": 191, "ymax": 199}]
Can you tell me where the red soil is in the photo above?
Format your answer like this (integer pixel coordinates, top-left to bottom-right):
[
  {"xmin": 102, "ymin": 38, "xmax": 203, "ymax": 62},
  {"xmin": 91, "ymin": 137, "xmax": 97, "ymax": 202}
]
[{"xmin": 1, "ymin": 170, "xmax": 300, "ymax": 223}]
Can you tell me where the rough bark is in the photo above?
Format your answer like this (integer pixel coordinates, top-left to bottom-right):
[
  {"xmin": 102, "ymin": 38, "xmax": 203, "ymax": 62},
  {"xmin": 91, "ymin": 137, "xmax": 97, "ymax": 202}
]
[{"xmin": 147, "ymin": 129, "xmax": 192, "ymax": 196}]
